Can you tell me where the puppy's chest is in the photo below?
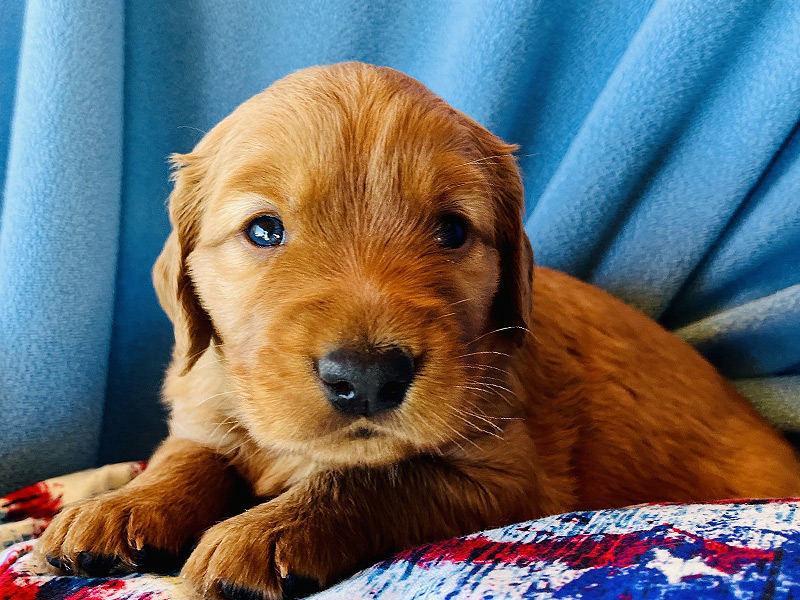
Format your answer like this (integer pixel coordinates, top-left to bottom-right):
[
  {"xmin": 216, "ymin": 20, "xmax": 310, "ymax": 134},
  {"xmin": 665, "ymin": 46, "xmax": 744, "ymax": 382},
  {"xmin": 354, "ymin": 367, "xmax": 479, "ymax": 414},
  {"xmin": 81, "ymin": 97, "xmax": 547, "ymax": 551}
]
[{"xmin": 231, "ymin": 439, "xmax": 321, "ymax": 498}]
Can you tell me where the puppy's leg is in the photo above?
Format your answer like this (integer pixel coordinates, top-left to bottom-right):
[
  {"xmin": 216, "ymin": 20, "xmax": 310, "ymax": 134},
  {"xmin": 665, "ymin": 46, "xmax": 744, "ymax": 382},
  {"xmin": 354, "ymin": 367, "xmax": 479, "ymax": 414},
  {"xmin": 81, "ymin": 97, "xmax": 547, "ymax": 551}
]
[
  {"xmin": 182, "ymin": 452, "xmax": 542, "ymax": 600},
  {"xmin": 37, "ymin": 436, "xmax": 238, "ymax": 576}
]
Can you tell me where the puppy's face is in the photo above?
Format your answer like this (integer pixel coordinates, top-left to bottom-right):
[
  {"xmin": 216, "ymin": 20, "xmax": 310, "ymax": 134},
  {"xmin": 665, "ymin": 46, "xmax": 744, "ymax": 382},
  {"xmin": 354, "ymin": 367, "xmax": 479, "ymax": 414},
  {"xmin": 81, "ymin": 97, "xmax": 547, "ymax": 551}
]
[{"xmin": 156, "ymin": 63, "xmax": 532, "ymax": 465}]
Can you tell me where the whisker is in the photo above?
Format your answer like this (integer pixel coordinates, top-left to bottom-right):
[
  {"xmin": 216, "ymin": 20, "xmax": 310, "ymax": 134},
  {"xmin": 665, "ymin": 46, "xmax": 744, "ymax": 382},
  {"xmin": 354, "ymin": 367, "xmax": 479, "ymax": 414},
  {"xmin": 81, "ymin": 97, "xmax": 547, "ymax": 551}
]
[
  {"xmin": 465, "ymin": 380, "xmax": 517, "ymax": 397},
  {"xmin": 429, "ymin": 412, "xmax": 480, "ymax": 451},
  {"xmin": 195, "ymin": 391, "xmax": 234, "ymax": 407},
  {"xmin": 454, "ymin": 412, "xmax": 504, "ymax": 439},
  {"xmin": 433, "ymin": 312, "xmax": 456, "ymax": 321},
  {"xmin": 447, "ymin": 395, "xmax": 512, "ymax": 439},
  {"xmin": 427, "ymin": 426, "xmax": 456, "ymax": 457},
  {"xmin": 431, "ymin": 423, "xmax": 465, "ymax": 453},
  {"xmin": 456, "ymin": 384, "xmax": 496, "ymax": 395},
  {"xmin": 465, "ymin": 326, "xmax": 532, "ymax": 346},
  {"xmin": 470, "ymin": 413, "xmax": 520, "ymax": 421},
  {"xmin": 457, "ymin": 408, "xmax": 502, "ymax": 432},
  {"xmin": 456, "ymin": 351, "xmax": 511, "ymax": 359},
  {"xmin": 434, "ymin": 298, "xmax": 476, "ymax": 320},
  {"xmin": 447, "ymin": 298, "xmax": 474, "ymax": 308},
  {"xmin": 219, "ymin": 422, "xmax": 242, "ymax": 447},
  {"xmin": 176, "ymin": 125, "xmax": 208, "ymax": 136},
  {"xmin": 462, "ymin": 382, "xmax": 514, "ymax": 406},
  {"xmin": 467, "ymin": 371, "xmax": 511, "ymax": 383},
  {"xmin": 463, "ymin": 364, "xmax": 513, "ymax": 376},
  {"xmin": 469, "ymin": 425, "xmax": 503, "ymax": 439},
  {"xmin": 469, "ymin": 373, "xmax": 510, "ymax": 384},
  {"xmin": 208, "ymin": 416, "xmax": 237, "ymax": 440}
]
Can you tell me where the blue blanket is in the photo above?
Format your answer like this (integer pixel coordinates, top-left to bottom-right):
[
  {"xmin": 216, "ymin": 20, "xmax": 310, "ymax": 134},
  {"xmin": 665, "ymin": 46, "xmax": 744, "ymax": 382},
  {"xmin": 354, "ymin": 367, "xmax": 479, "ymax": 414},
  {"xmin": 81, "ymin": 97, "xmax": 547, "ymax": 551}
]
[{"xmin": 1, "ymin": 0, "xmax": 799, "ymax": 493}]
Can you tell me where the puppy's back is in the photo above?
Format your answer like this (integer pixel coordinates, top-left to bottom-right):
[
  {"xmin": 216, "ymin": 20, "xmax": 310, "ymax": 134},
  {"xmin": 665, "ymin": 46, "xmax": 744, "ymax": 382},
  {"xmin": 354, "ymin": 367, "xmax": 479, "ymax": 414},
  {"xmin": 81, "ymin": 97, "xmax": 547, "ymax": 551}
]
[{"xmin": 523, "ymin": 266, "xmax": 800, "ymax": 509}]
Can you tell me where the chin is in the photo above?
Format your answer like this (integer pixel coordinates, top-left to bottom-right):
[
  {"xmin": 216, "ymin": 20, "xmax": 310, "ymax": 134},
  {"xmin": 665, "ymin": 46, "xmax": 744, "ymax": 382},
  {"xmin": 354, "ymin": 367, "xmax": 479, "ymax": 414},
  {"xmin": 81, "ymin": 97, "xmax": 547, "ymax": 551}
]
[{"xmin": 279, "ymin": 427, "xmax": 422, "ymax": 467}]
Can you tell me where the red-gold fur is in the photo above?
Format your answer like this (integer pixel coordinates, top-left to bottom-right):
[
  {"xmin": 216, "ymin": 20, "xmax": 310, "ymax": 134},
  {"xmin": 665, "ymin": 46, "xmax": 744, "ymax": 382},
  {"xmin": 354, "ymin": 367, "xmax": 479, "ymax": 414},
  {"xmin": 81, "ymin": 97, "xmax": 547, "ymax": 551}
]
[{"xmin": 38, "ymin": 62, "xmax": 800, "ymax": 599}]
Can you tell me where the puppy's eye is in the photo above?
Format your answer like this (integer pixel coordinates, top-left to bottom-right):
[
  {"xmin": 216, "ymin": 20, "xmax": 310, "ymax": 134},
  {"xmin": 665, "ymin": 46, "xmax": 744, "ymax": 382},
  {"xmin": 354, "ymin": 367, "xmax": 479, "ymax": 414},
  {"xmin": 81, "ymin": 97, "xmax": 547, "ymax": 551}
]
[
  {"xmin": 246, "ymin": 215, "xmax": 285, "ymax": 247},
  {"xmin": 435, "ymin": 215, "xmax": 468, "ymax": 249}
]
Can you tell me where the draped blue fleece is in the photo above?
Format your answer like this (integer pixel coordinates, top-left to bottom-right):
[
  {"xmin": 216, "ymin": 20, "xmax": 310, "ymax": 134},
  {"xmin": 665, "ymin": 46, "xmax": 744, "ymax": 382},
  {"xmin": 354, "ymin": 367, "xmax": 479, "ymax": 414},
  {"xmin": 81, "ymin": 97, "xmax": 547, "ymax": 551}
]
[{"xmin": 1, "ymin": 0, "xmax": 799, "ymax": 493}]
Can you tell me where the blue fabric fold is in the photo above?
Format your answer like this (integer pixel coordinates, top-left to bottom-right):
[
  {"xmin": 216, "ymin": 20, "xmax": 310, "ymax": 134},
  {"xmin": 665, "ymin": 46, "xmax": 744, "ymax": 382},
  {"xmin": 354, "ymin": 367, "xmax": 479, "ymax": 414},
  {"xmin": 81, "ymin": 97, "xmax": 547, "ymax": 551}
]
[{"xmin": 0, "ymin": 0, "xmax": 124, "ymax": 492}]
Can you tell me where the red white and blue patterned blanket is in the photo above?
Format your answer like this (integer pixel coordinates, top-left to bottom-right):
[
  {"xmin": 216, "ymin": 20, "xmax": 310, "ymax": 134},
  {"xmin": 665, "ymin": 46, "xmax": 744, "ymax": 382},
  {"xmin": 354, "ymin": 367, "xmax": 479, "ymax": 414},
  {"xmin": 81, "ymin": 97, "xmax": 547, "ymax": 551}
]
[{"xmin": 2, "ymin": 463, "xmax": 799, "ymax": 599}]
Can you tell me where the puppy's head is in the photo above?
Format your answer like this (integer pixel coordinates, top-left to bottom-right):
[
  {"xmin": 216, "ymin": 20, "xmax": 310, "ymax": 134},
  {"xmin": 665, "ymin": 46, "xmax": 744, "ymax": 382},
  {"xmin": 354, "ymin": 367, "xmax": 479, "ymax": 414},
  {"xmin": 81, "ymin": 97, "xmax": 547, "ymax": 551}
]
[{"xmin": 155, "ymin": 63, "xmax": 533, "ymax": 465}]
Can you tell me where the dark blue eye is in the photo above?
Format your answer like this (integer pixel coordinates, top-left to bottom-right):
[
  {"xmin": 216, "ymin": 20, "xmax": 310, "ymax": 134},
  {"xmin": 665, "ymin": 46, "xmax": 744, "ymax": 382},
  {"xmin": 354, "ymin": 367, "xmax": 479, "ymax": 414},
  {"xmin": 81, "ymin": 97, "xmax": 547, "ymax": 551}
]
[
  {"xmin": 435, "ymin": 215, "xmax": 468, "ymax": 249},
  {"xmin": 247, "ymin": 215, "xmax": 285, "ymax": 247}
]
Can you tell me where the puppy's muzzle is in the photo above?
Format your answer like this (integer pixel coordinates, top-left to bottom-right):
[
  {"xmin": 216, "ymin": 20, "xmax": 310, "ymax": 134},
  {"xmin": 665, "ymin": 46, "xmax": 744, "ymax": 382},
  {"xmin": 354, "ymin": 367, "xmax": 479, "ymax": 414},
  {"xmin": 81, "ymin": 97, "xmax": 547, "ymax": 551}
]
[{"xmin": 316, "ymin": 347, "xmax": 415, "ymax": 417}]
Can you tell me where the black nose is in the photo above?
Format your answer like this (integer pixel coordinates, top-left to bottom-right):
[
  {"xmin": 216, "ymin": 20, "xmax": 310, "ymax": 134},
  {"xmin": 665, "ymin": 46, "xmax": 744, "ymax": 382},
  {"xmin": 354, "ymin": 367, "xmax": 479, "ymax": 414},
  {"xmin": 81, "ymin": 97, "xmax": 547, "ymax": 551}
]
[{"xmin": 316, "ymin": 347, "xmax": 415, "ymax": 417}]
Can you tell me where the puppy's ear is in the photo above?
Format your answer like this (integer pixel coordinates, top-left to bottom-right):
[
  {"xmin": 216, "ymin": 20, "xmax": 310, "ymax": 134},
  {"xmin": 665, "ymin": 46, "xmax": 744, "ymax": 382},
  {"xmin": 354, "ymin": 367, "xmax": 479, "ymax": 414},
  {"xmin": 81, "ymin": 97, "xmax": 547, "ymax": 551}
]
[
  {"xmin": 465, "ymin": 119, "xmax": 534, "ymax": 345},
  {"xmin": 153, "ymin": 153, "xmax": 214, "ymax": 374}
]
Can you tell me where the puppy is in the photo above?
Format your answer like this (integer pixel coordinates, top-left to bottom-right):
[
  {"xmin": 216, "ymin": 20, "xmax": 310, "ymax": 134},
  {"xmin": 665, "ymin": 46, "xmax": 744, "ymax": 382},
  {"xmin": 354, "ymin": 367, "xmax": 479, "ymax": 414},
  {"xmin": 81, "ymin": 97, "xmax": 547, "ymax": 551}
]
[{"xmin": 38, "ymin": 62, "xmax": 800, "ymax": 599}]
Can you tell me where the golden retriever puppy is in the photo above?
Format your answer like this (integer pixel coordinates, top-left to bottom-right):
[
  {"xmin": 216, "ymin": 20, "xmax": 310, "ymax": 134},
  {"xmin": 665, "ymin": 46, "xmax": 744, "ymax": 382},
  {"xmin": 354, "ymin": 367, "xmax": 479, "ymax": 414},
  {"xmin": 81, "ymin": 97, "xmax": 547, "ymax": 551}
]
[{"xmin": 38, "ymin": 62, "xmax": 800, "ymax": 599}]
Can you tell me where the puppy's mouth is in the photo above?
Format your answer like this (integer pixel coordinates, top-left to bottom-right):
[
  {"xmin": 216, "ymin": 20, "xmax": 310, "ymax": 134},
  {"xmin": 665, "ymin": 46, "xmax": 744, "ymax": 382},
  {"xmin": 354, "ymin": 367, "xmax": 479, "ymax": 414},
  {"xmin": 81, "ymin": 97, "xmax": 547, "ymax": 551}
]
[
  {"xmin": 349, "ymin": 426, "xmax": 380, "ymax": 440},
  {"xmin": 340, "ymin": 417, "xmax": 391, "ymax": 440},
  {"xmin": 294, "ymin": 416, "xmax": 415, "ymax": 465}
]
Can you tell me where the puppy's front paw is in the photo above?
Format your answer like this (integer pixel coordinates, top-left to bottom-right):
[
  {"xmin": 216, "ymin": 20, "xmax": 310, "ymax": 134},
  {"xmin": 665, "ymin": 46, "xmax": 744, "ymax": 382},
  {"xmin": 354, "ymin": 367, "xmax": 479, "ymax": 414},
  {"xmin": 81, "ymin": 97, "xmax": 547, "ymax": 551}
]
[
  {"xmin": 182, "ymin": 502, "xmax": 355, "ymax": 600},
  {"xmin": 36, "ymin": 487, "xmax": 194, "ymax": 576}
]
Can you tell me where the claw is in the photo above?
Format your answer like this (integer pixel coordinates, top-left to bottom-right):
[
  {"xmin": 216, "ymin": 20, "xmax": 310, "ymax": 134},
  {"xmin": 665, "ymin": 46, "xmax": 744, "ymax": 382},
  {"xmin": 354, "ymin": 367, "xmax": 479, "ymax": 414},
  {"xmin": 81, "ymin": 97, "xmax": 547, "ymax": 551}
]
[{"xmin": 45, "ymin": 554, "xmax": 74, "ymax": 575}]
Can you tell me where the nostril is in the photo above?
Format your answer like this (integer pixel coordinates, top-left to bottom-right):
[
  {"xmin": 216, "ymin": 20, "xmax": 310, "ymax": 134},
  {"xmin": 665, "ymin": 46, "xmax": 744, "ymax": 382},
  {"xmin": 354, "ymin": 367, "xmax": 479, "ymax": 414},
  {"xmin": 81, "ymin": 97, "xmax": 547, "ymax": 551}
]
[
  {"xmin": 328, "ymin": 380, "xmax": 356, "ymax": 401},
  {"xmin": 378, "ymin": 380, "xmax": 411, "ymax": 407}
]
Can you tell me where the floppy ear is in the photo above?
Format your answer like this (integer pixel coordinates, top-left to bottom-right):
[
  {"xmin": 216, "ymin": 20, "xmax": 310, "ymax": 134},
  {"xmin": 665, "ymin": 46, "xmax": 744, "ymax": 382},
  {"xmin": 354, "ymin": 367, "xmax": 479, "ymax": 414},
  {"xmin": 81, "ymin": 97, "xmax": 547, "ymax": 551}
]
[
  {"xmin": 153, "ymin": 153, "xmax": 214, "ymax": 374},
  {"xmin": 465, "ymin": 120, "xmax": 534, "ymax": 345}
]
